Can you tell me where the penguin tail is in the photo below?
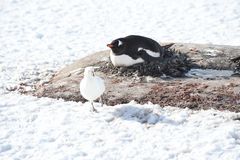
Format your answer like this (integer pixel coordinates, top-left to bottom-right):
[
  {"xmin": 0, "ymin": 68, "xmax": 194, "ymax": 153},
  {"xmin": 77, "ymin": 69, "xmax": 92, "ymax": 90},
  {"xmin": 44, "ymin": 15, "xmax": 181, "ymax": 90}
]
[
  {"xmin": 162, "ymin": 43, "xmax": 175, "ymax": 50},
  {"xmin": 161, "ymin": 43, "xmax": 175, "ymax": 59}
]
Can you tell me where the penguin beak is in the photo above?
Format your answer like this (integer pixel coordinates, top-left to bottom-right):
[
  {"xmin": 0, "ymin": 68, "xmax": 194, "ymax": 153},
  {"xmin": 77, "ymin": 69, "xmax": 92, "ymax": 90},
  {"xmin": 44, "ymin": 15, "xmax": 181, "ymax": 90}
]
[{"xmin": 107, "ymin": 44, "xmax": 114, "ymax": 48}]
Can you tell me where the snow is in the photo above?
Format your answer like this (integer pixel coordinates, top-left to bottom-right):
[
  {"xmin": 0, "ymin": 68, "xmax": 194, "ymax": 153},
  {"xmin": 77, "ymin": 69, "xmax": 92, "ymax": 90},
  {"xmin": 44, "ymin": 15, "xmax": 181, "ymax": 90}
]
[
  {"xmin": 203, "ymin": 49, "xmax": 223, "ymax": 57},
  {"xmin": 0, "ymin": 97, "xmax": 240, "ymax": 159},
  {"xmin": 1, "ymin": 0, "xmax": 240, "ymax": 159}
]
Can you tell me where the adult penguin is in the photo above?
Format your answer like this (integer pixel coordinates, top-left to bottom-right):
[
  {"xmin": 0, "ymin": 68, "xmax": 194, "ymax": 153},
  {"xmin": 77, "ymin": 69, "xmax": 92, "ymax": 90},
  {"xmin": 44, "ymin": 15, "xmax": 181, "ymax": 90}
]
[{"xmin": 107, "ymin": 35, "xmax": 173, "ymax": 66}]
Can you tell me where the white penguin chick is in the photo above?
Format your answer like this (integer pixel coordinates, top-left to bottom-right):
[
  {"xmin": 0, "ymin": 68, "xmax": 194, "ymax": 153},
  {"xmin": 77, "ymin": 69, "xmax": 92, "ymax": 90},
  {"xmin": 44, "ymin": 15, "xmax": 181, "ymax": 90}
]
[{"xmin": 80, "ymin": 66, "xmax": 105, "ymax": 112}]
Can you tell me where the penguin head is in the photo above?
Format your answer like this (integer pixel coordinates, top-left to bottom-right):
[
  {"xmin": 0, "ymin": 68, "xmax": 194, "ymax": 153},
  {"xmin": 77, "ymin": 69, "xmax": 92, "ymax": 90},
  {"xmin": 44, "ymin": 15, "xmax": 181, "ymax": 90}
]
[{"xmin": 107, "ymin": 39, "xmax": 125, "ymax": 55}]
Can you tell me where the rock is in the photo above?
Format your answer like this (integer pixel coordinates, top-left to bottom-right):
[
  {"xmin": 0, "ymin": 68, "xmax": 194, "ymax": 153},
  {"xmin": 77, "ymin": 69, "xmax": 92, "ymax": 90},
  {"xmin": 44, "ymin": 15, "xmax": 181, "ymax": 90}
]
[{"xmin": 21, "ymin": 43, "xmax": 240, "ymax": 112}]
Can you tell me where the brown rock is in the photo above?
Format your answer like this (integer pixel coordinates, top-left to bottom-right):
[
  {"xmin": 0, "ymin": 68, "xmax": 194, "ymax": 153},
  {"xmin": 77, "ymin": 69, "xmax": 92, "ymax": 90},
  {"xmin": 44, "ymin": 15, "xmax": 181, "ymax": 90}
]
[{"xmin": 20, "ymin": 43, "xmax": 240, "ymax": 112}]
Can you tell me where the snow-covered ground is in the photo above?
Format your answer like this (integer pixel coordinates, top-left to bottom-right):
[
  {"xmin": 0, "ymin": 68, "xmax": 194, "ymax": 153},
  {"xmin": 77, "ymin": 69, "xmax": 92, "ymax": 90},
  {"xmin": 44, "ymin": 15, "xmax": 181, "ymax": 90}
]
[{"xmin": 0, "ymin": 0, "xmax": 240, "ymax": 159}]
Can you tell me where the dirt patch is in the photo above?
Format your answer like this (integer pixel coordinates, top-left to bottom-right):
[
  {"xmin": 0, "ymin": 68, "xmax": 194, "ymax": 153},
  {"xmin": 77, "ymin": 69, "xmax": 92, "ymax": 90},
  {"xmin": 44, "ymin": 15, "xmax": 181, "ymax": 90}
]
[{"xmin": 138, "ymin": 79, "xmax": 240, "ymax": 112}]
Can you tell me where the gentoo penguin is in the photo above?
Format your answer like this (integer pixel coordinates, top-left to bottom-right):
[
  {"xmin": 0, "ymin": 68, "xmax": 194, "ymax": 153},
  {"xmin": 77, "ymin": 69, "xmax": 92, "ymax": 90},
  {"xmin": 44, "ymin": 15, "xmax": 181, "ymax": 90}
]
[
  {"xmin": 107, "ymin": 35, "xmax": 167, "ymax": 67},
  {"xmin": 80, "ymin": 66, "xmax": 105, "ymax": 112}
]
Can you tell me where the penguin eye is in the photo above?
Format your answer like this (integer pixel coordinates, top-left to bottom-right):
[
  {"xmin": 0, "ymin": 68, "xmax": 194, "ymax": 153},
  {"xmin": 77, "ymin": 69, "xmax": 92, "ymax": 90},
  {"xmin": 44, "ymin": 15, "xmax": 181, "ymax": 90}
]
[{"xmin": 118, "ymin": 40, "xmax": 123, "ymax": 46}]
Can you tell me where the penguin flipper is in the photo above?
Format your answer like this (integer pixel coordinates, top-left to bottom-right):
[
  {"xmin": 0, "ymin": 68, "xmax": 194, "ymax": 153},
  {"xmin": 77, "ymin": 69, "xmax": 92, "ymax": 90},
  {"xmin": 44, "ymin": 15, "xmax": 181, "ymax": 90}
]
[{"xmin": 138, "ymin": 50, "xmax": 159, "ymax": 62}]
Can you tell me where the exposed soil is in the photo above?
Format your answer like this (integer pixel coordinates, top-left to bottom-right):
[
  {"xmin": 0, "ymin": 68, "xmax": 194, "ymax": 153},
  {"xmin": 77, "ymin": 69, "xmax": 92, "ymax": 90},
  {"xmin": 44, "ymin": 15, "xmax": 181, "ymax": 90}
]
[{"xmin": 138, "ymin": 80, "xmax": 240, "ymax": 112}]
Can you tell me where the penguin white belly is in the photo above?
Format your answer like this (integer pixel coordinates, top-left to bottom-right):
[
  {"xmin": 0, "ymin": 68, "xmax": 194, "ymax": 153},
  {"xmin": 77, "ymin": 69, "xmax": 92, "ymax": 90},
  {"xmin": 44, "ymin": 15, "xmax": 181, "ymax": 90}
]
[{"xmin": 110, "ymin": 51, "xmax": 144, "ymax": 66}]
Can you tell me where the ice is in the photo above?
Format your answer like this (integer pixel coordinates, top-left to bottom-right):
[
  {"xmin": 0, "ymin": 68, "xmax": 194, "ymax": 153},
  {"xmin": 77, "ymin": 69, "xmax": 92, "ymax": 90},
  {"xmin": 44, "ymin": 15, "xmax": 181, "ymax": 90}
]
[{"xmin": 186, "ymin": 69, "xmax": 234, "ymax": 79}]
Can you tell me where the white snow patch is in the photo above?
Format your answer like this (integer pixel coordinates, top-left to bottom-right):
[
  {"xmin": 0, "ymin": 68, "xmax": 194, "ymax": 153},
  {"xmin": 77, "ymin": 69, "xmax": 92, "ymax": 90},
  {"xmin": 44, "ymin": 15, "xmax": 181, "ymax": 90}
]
[{"xmin": 203, "ymin": 49, "xmax": 223, "ymax": 57}]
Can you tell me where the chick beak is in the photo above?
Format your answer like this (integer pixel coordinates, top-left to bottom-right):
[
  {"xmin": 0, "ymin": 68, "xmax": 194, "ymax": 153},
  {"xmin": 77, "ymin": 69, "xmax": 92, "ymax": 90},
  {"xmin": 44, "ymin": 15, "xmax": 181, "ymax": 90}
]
[{"xmin": 107, "ymin": 44, "xmax": 114, "ymax": 48}]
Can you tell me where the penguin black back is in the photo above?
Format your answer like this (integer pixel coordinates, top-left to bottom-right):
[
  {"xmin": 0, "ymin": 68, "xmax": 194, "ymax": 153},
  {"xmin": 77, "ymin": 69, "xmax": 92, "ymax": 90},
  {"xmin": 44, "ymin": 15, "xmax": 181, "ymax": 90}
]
[
  {"xmin": 123, "ymin": 35, "xmax": 163, "ymax": 53},
  {"xmin": 107, "ymin": 35, "xmax": 169, "ymax": 66}
]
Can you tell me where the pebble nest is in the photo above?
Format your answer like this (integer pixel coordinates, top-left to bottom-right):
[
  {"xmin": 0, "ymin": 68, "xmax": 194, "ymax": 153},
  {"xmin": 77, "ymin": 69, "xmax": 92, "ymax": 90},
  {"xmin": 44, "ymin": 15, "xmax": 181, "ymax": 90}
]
[{"xmin": 99, "ymin": 48, "xmax": 192, "ymax": 77}]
